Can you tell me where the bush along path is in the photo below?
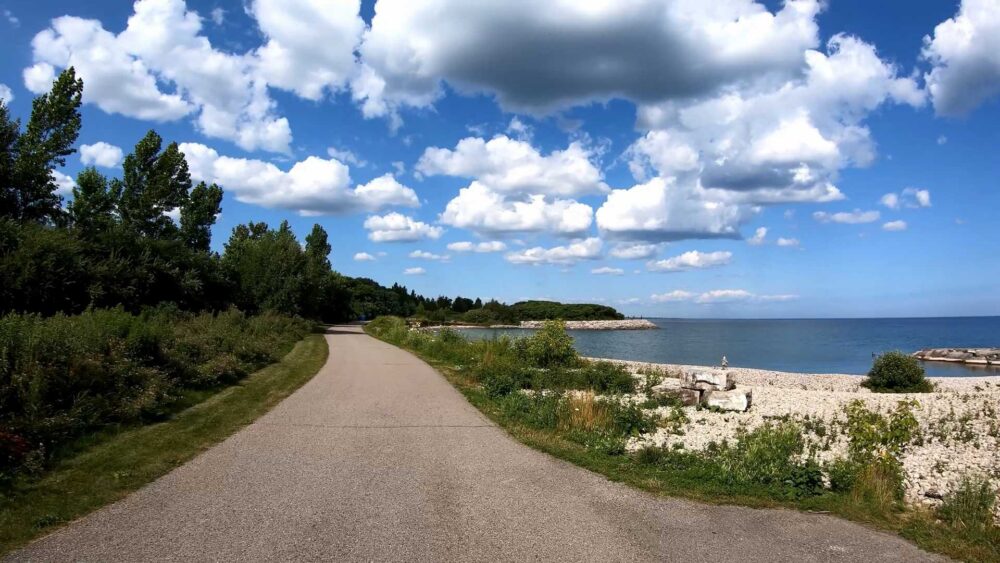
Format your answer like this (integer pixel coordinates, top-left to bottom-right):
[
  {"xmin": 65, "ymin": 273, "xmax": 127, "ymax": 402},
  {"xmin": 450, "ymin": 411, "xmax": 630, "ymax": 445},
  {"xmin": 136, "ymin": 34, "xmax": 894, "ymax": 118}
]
[
  {"xmin": 364, "ymin": 317, "xmax": 999, "ymax": 562},
  {"xmin": 7, "ymin": 324, "xmax": 942, "ymax": 562},
  {"xmin": 0, "ymin": 320, "xmax": 327, "ymax": 555}
]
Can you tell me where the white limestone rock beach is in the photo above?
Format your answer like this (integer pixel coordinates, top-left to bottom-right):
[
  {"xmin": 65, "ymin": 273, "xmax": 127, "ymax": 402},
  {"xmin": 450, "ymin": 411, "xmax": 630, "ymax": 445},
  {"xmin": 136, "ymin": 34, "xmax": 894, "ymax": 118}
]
[{"xmin": 593, "ymin": 358, "xmax": 1000, "ymax": 520}]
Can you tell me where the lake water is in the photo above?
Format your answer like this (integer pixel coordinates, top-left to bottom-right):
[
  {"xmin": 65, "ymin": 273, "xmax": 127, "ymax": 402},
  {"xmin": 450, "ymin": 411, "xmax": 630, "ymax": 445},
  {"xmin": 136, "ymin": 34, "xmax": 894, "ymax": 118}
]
[{"xmin": 456, "ymin": 317, "xmax": 1000, "ymax": 377}]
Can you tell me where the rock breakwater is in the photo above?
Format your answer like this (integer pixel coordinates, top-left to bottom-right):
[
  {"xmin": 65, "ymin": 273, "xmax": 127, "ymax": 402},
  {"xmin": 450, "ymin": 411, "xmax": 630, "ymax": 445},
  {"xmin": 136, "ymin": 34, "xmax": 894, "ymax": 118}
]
[
  {"xmin": 914, "ymin": 347, "xmax": 1000, "ymax": 365},
  {"xmin": 519, "ymin": 319, "xmax": 657, "ymax": 330}
]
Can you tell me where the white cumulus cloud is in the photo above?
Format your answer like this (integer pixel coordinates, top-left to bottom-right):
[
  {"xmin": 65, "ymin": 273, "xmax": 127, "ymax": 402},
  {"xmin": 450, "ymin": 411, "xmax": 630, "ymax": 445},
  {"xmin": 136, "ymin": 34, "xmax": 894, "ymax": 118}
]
[
  {"xmin": 365, "ymin": 213, "xmax": 443, "ymax": 242},
  {"xmin": 777, "ymin": 237, "xmax": 800, "ymax": 247},
  {"xmin": 417, "ymin": 135, "xmax": 608, "ymax": 198},
  {"xmin": 354, "ymin": 0, "xmax": 821, "ymax": 121},
  {"xmin": 597, "ymin": 177, "xmax": 751, "ymax": 242},
  {"xmin": 651, "ymin": 290, "xmax": 695, "ymax": 303},
  {"xmin": 813, "ymin": 209, "xmax": 880, "ymax": 224},
  {"xmin": 180, "ymin": 143, "xmax": 418, "ymax": 216},
  {"xmin": 747, "ymin": 227, "xmax": 767, "ymax": 245},
  {"xmin": 409, "ymin": 250, "xmax": 450, "ymax": 261},
  {"xmin": 403, "ymin": 267, "xmax": 426, "ymax": 275},
  {"xmin": 505, "ymin": 238, "xmax": 602, "ymax": 265},
  {"xmin": 647, "ymin": 250, "xmax": 732, "ymax": 272},
  {"xmin": 251, "ymin": 0, "xmax": 364, "ymax": 101},
  {"xmin": 447, "ymin": 241, "xmax": 507, "ymax": 253},
  {"xmin": 353, "ymin": 252, "xmax": 376, "ymax": 261},
  {"xmin": 609, "ymin": 243, "xmax": 660, "ymax": 260},
  {"xmin": 80, "ymin": 142, "xmax": 124, "ymax": 168},
  {"xmin": 591, "ymin": 267, "xmax": 624, "ymax": 276},
  {"xmin": 439, "ymin": 182, "xmax": 593, "ymax": 236},
  {"xmin": 52, "ymin": 170, "xmax": 76, "ymax": 196},
  {"xmin": 0, "ymin": 83, "xmax": 13, "ymax": 102},
  {"xmin": 26, "ymin": 0, "xmax": 294, "ymax": 152},
  {"xmin": 923, "ymin": 0, "xmax": 1000, "ymax": 115},
  {"xmin": 880, "ymin": 187, "xmax": 931, "ymax": 209},
  {"xmin": 882, "ymin": 220, "xmax": 908, "ymax": 232}
]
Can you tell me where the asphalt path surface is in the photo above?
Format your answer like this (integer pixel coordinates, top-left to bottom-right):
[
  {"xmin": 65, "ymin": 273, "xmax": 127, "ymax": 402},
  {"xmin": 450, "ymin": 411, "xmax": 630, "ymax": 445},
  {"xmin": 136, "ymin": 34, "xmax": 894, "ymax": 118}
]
[{"xmin": 9, "ymin": 325, "xmax": 946, "ymax": 562}]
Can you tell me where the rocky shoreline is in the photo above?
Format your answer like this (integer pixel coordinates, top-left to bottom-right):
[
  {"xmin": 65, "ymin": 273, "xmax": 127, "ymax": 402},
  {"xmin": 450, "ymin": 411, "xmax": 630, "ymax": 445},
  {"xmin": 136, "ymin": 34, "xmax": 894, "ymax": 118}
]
[
  {"xmin": 591, "ymin": 357, "xmax": 1000, "ymax": 520},
  {"xmin": 418, "ymin": 319, "xmax": 659, "ymax": 330},
  {"xmin": 520, "ymin": 319, "xmax": 658, "ymax": 330},
  {"xmin": 914, "ymin": 347, "xmax": 1000, "ymax": 365}
]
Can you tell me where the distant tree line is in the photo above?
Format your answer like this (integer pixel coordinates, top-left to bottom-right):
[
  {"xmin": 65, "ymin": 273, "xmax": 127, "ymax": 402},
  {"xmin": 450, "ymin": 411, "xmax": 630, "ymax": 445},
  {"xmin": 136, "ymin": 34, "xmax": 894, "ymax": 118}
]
[{"xmin": 0, "ymin": 68, "xmax": 621, "ymax": 324}]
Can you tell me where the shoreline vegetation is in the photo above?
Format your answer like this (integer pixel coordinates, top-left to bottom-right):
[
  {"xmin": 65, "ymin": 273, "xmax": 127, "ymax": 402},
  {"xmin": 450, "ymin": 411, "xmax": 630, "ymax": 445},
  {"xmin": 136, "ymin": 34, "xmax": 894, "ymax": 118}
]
[{"xmin": 365, "ymin": 316, "xmax": 1000, "ymax": 562}]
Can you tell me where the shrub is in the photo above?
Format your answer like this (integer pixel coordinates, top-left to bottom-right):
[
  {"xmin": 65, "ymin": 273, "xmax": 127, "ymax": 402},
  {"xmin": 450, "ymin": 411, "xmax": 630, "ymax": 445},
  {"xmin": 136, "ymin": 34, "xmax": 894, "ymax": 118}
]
[
  {"xmin": 521, "ymin": 320, "xmax": 578, "ymax": 369},
  {"xmin": 828, "ymin": 400, "xmax": 919, "ymax": 498},
  {"xmin": 863, "ymin": 351, "xmax": 933, "ymax": 393},
  {"xmin": 715, "ymin": 422, "xmax": 823, "ymax": 498},
  {"xmin": 937, "ymin": 476, "xmax": 997, "ymax": 531},
  {"xmin": 0, "ymin": 307, "xmax": 311, "ymax": 479}
]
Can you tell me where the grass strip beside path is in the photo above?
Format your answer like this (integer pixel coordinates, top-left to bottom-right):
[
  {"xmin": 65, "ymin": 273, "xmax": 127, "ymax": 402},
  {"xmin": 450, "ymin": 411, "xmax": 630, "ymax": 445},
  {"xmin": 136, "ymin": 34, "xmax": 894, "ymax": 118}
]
[{"xmin": 0, "ymin": 333, "xmax": 329, "ymax": 555}]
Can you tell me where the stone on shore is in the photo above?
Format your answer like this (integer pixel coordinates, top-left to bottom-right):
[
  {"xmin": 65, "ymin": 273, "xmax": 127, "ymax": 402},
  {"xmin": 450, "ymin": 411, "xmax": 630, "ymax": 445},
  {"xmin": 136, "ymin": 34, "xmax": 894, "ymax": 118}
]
[
  {"xmin": 680, "ymin": 370, "xmax": 734, "ymax": 391},
  {"xmin": 703, "ymin": 389, "xmax": 753, "ymax": 412},
  {"xmin": 676, "ymin": 388, "xmax": 702, "ymax": 406}
]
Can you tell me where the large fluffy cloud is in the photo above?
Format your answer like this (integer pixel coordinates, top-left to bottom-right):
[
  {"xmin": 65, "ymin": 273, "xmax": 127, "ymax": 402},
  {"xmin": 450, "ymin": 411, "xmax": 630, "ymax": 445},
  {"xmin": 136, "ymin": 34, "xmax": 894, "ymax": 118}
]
[
  {"xmin": 439, "ymin": 182, "xmax": 592, "ymax": 236},
  {"xmin": 251, "ymin": 0, "xmax": 364, "ymax": 101},
  {"xmin": 598, "ymin": 34, "xmax": 923, "ymax": 243},
  {"xmin": 26, "ymin": 0, "xmax": 292, "ymax": 152},
  {"xmin": 179, "ymin": 143, "xmax": 418, "ymax": 215},
  {"xmin": 923, "ymin": 0, "xmax": 1000, "ymax": 116},
  {"xmin": 423, "ymin": 135, "xmax": 603, "ymax": 237},
  {"xmin": 417, "ymin": 135, "xmax": 608, "ymax": 197},
  {"xmin": 597, "ymin": 177, "xmax": 751, "ymax": 242},
  {"xmin": 354, "ymin": 0, "xmax": 822, "ymax": 121}
]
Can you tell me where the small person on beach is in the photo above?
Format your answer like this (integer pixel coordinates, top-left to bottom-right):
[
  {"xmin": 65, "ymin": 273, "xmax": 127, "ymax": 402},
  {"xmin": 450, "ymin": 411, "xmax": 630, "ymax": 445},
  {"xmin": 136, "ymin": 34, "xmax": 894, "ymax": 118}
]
[{"xmin": 721, "ymin": 355, "xmax": 728, "ymax": 370}]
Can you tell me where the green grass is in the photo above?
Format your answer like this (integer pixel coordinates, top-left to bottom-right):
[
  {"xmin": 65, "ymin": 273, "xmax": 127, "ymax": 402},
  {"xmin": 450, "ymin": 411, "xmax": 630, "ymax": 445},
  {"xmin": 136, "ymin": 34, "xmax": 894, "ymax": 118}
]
[
  {"xmin": 366, "ymin": 322, "xmax": 999, "ymax": 563},
  {"xmin": 0, "ymin": 333, "xmax": 328, "ymax": 556}
]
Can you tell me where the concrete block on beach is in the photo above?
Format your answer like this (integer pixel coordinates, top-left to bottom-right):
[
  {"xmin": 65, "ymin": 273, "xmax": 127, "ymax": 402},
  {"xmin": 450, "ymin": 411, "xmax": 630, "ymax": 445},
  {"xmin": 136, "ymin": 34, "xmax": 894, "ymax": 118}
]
[
  {"xmin": 680, "ymin": 370, "xmax": 734, "ymax": 391},
  {"xmin": 703, "ymin": 389, "xmax": 752, "ymax": 412}
]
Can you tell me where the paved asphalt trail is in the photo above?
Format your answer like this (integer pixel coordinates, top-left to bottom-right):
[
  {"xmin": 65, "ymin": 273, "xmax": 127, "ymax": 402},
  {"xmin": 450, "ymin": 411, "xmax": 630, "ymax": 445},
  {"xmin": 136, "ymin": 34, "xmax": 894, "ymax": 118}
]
[{"xmin": 10, "ymin": 325, "xmax": 945, "ymax": 562}]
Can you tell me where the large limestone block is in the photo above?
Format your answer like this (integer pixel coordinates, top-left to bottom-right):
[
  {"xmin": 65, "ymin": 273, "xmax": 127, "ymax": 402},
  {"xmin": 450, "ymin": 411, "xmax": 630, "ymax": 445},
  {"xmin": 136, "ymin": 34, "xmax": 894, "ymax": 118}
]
[
  {"xmin": 680, "ymin": 370, "xmax": 734, "ymax": 391},
  {"xmin": 676, "ymin": 388, "xmax": 702, "ymax": 406},
  {"xmin": 703, "ymin": 389, "xmax": 752, "ymax": 412}
]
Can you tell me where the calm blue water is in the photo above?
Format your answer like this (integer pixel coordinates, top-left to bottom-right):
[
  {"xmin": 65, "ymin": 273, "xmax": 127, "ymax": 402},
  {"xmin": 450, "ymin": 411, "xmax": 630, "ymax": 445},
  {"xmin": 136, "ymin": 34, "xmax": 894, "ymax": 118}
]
[{"xmin": 457, "ymin": 317, "xmax": 1000, "ymax": 377}]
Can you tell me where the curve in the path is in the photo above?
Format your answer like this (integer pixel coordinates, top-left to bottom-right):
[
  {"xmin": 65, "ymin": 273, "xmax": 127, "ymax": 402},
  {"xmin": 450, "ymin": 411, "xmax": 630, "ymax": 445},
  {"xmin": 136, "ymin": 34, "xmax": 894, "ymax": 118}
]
[{"xmin": 9, "ymin": 325, "xmax": 945, "ymax": 562}]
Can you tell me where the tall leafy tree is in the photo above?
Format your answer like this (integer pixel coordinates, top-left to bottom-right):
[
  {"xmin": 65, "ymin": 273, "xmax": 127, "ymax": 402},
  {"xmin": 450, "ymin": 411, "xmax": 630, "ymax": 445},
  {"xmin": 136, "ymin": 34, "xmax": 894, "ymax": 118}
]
[
  {"xmin": 180, "ymin": 181, "xmax": 222, "ymax": 252},
  {"xmin": 0, "ymin": 102, "xmax": 20, "ymax": 216},
  {"xmin": 119, "ymin": 131, "xmax": 191, "ymax": 239},
  {"xmin": 222, "ymin": 221, "xmax": 308, "ymax": 315},
  {"xmin": 68, "ymin": 167, "xmax": 116, "ymax": 238},
  {"xmin": 3, "ymin": 68, "xmax": 83, "ymax": 223}
]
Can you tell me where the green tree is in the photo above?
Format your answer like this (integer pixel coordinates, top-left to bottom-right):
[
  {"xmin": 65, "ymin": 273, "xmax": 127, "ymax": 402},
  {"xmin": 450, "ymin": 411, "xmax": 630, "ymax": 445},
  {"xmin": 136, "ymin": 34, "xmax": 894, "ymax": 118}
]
[
  {"xmin": 180, "ymin": 181, "xmax": 222, "ymax": 252},
  {"xmin": 119, "ymin": 131, "xmax": 191, "ymax": 239},
  {"xmin": 2, "ymin": 68, "xmax": 83, "ymax": 223},
  {"xmin": 68, "ymin": 167, "xmax": 116, "ymax": 238},
  {"xmin": 221, "ymin": 221, "xmax": 307, "ymax": 315}
]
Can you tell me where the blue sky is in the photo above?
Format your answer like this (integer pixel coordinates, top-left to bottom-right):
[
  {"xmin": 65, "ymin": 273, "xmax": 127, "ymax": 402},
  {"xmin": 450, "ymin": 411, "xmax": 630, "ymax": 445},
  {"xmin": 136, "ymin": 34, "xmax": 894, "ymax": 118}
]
[{"xmin": 0, "ymin": 0, "xmax": 997, "ymax": 318}]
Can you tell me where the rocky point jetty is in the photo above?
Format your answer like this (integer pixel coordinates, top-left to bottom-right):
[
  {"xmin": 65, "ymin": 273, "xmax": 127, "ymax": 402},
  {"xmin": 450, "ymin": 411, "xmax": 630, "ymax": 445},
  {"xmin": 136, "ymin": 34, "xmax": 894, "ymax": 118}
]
[
  {"xmin": 519, "ymin": 319, "xmax": 658, "ymax": 330},
  {"xmin": 913, "ymin": 348, "xmax": 1000, "ymax": 365}
]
